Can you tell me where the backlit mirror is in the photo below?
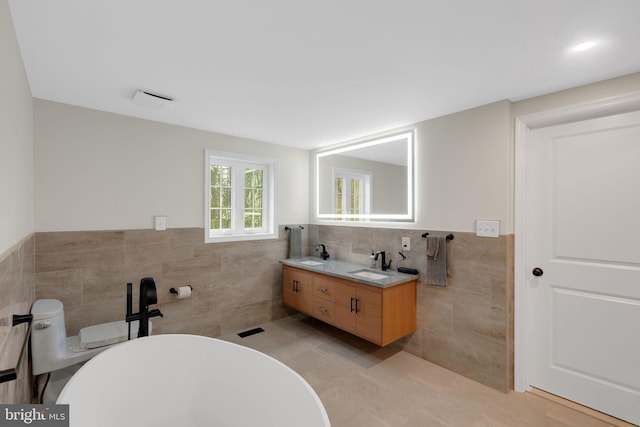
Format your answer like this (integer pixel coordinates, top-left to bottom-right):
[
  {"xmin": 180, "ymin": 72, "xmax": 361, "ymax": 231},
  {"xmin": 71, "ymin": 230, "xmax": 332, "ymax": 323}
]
[{"xmin": 316, "ymin": 130, "xmax": 414, "ymax": 222}]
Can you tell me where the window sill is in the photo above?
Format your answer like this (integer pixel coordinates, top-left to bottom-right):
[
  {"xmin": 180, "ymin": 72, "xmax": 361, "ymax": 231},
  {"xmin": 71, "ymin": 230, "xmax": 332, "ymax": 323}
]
[{"xmin": 205, "ymin": 231, "xmax": 278, "ymax": 244}]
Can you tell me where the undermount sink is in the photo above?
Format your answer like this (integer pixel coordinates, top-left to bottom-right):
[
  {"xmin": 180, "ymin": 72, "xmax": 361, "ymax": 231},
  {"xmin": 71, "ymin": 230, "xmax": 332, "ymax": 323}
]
[
  {"xmin": 349, "ymin": 269, "xmax": 390, "ymax": 280},
  {"xmin": 299, "ymin": 260, "xmax": 324, "ymax": 266}
]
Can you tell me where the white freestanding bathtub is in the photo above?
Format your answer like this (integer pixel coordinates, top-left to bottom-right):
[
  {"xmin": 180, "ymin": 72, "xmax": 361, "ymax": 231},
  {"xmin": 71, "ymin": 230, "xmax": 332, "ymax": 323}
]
[{"xmin": 57, "ymin": 334, "xmax": 330, "ymax": 427}]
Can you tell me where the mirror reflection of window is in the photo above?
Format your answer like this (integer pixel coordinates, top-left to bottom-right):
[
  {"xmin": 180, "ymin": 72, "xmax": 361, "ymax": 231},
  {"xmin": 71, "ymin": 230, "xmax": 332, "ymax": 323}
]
[
  {"xmin": 333, "ymin": 168, "xmax": 370, "ymax": 221},
  {"xmin": 335, "ymin": 177, "xmax": 343, "ymax": 215},
  {"xmin": 316, "ymin": 129, "xmax": 414, "ymax": 221}
]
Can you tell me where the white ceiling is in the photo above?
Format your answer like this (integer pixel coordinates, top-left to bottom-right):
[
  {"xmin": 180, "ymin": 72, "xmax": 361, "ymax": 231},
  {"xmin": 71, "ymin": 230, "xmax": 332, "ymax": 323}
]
[{"xmin": 8, "ymin": 1, "xmax": 640, "ymax": 150}]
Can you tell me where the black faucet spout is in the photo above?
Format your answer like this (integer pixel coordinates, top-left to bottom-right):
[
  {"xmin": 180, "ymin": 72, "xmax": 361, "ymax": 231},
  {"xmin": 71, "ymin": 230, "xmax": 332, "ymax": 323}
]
[
  {"xmin": 126, "ymin": 277, "xmax": 163, "ymax": 338},
  {"xmin": 374, "ymin": 251, "xmax": 392, "ymax": 271},
  {"xmin": 315, "ymin": 243, "xmax": 330, "ymax": 260}
]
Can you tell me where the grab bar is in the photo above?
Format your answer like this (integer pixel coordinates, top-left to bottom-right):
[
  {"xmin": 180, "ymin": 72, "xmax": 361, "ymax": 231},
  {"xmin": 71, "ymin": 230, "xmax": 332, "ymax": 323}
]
[{"xmin": 0, "ymin": 314, "xmax": 33, "ymax": 384}]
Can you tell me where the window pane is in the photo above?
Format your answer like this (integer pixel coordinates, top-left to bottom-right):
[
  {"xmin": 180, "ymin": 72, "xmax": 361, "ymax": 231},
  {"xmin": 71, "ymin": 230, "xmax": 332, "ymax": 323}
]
[
  {"xmin": 210, "ymin": 188, "xmax": 220, "ymax": 208},
  {"xmin": 221, "ymin": 209, "xmax": 232, "ymax": 229},
  {"xmin": 253, "ymin": 170, "xmax": 263, "ymax": 187},
  {"xmin": 254, "ymin": 189, "xmax": 262, "ymax": 208},
  {"xmin": 210, "ymin": 209, "xmax": 220, "ymax": 230},
  {"xmin": 244, "ymin": 209, "xmax": 263, "ymax": 229},
  {"xmin": 211, "ymin": 165, "xmax": 219, "ymax": 186},
  {"xmin": 221, "ymin": 188, "xmax": 232, "ymax": 208},
  {"xmin": 211, "ymin": 164, "xmax": 233, "ymax": 227},
  {"xmin": 220, "ymin": 166, "xmax": 232, "ymax": 187},
  {"xmin": 243, "ymin": 168, "xmax": 264, "ymax": 230}
]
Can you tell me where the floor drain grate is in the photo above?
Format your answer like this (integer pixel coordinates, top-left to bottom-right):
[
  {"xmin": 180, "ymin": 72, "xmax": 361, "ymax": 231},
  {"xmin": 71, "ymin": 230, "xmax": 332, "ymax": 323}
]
[{"xmin": 237, "ymin": 327, "xmax": 265, "ymax": 338}]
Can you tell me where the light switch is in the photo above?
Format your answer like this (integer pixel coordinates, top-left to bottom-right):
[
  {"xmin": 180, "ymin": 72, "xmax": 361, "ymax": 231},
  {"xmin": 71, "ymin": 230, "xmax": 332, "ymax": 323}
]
[
  {"xmin": 476, "ymin": 220, "xmax": 499, "ymax": 238},
  {"xmin": 154, "ymin": 216, "xmax": 167, "ymax": 231}
]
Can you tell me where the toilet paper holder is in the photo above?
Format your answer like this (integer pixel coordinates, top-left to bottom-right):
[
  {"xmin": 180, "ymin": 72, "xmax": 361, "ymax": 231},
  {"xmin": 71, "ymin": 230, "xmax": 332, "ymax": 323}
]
[{"xmin": 170, "ymin": 285, "xmax": 193, "ymax": 295}]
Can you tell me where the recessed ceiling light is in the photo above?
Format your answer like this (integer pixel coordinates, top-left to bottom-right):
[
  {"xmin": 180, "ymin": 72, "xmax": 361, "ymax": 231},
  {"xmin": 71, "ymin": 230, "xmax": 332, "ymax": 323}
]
[{"xmin": 571, "ymin": 41, "xmax": 596, "ymax": 52}]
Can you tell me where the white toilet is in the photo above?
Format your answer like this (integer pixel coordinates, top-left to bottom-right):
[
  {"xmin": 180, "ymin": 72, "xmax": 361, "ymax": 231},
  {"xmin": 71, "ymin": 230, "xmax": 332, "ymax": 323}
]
[{"xmin": 30, "ymin": 299, "xmax": 147, "ymax": 403}]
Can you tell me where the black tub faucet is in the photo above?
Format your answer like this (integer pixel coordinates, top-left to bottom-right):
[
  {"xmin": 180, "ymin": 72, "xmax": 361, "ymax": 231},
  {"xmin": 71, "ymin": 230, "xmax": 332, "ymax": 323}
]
[
  {"xmin": 126, "ymin": 277, "xmax": 163, "ymax": 338},
  {"xmin": 315, "ymin": 243, "xmax": 330, "ymax": 260}
]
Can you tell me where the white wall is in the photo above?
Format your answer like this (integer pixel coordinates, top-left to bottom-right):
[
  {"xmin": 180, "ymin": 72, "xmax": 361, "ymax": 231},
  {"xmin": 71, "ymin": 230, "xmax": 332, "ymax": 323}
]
[
  {"xmin": 28, "ymin": 60, "xmax": 640, "ymax": 237},
  {"xmin": 416, "ymin": 100, "xmax": 512, "ymax": 233},
  {"xmin": 34, "ymin": 100, "xmax": 308, "ymax": 232},
  {"xmin": 0, "ymin": 0, "xmax": 33, "ymax": 255}
]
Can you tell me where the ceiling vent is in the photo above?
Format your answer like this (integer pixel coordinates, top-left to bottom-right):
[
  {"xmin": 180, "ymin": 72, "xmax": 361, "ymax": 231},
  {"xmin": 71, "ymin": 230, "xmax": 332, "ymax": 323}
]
[{"xmin": 131, "ymin": 90, "xmax": 176, "ymax": 109}]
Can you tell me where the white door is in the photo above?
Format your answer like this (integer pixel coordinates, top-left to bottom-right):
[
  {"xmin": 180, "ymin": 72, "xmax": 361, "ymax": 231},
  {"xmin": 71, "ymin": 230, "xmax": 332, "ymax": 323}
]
[{"xmin": 527, "ymin": 110, "xmax": 640, "ymax": 425}]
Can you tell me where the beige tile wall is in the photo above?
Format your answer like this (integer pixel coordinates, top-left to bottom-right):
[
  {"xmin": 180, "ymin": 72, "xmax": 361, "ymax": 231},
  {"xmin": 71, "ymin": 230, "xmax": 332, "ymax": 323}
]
[
  {"xmin": 34, "ymin": 224, "xmax": 513, "ymax": 393},
  {"xmin": 35, "ymin": 226, "xmax": 308, "ymax": 337},
  {"xmin": 0, "ymin": 235, "xmax": 36, "ymax": 404},
  {"xmin": 309, "ymin": 225, "xmax": 514, "ymax": 392}
]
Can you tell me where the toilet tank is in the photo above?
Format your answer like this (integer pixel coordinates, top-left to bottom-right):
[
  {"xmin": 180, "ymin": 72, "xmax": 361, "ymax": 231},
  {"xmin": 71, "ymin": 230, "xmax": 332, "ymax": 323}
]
[{"xmin": 31, "ymin": 299, "xmax": 68, "ymax": 376}]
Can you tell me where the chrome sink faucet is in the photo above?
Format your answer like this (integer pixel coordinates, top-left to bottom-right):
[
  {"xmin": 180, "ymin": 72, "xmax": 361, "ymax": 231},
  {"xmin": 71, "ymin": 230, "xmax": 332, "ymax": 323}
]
[{"xmin": 315, "ymin": 243, "xmax": 330, "ymax": 260}]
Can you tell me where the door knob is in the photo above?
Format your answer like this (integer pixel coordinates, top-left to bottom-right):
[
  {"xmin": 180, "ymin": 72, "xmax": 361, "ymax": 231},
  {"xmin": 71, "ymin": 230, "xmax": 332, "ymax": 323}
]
[{"xmin": 532, "ymin": 267, "xmax": 544, "ymax": 277}]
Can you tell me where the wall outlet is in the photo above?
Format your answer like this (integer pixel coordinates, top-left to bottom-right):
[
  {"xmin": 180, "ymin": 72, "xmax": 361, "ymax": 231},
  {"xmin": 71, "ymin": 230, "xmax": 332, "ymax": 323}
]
[
  {"xmin": 476, "ymin": 220, "xmax": 499, "ymax": 238},
  {"xmin": 401, "ymin": 236, "xmax": 410, "ymax": 251},
  {"xmin": 154, "ymin": 216, "xmax": 167, "ymax": 231}
]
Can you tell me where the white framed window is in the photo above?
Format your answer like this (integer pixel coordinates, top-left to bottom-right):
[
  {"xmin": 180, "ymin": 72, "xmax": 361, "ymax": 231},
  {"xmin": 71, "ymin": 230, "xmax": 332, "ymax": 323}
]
[
  {"xmin": 204, "ymin": 150, "xmax": 277, "ymax": 243},
  {"xmin": 333, "ymin": 167, "xmax": 371, "ymax": 220}
]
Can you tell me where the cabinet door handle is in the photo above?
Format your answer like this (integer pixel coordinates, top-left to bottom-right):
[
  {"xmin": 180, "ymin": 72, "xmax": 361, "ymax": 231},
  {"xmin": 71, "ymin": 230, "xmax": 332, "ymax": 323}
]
[
  {"xmin": 355, "ymin": 298, "xmax": 360, "ymax": 314},
  {"xmin": 318, "ymin": 307, "xmax": 328, "ymax": 313},
  {"xmin": 317, "ymin": 287, "xmax": 328, "ymax": 293},
  {"xmin": 293, "ymin": 280, "xmax": 300, "ymax": 292},
  {"xmin": 350, "ymin": 297, "xmax": 355, "ymax": 312}
]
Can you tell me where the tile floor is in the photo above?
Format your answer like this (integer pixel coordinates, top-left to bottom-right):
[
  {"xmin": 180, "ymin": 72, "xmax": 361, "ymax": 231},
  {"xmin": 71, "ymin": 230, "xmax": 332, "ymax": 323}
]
[{"xmin": 220, "ymin": 314, "xmax": 626, "ymax": 427}]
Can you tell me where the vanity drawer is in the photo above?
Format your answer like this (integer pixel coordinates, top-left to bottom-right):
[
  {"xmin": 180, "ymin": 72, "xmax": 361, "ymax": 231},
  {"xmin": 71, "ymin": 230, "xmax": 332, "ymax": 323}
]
[
  {"xmin": 312, "ymin": 297, "xmax": 334, "ymax": 323},
  {"xmin": 313, "ymin": 276, "xmax": 337, "ymax": 301}
]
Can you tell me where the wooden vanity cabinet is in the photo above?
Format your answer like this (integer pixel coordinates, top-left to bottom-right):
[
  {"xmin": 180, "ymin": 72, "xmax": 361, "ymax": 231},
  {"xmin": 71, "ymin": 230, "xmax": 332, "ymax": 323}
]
[
  {"xmin": 282, "ymin": 265, "xmax": 416, "ymax": 346},
  {"xmin": 335, "ymin": 282, "xmax": 382, "ymax": 344},
  {"xmin": 282, "ymin": 267, "xmax": 314, "ymax": 314}
]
